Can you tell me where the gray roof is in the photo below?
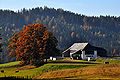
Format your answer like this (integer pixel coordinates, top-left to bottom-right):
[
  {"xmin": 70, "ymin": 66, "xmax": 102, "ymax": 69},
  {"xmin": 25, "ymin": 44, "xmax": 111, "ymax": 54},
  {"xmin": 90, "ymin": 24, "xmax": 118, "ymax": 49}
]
[{"xmin": 62, "ymin": 43, "xmax": 88, "ymax": 54}]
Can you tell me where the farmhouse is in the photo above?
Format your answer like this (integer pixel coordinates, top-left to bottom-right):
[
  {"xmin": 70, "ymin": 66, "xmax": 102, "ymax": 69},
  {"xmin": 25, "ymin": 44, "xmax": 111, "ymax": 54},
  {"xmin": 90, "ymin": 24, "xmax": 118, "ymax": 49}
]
[{"xmin": 62, "ymin": 43, "xmax": 107, "ymax": 61}]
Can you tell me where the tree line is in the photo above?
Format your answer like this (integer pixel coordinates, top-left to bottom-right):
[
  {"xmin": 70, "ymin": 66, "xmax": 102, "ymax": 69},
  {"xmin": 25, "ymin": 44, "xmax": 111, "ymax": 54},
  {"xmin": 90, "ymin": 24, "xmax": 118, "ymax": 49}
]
[{"xmin": 0, "ymin": 6, "xmax": 120, "ymax": 62}]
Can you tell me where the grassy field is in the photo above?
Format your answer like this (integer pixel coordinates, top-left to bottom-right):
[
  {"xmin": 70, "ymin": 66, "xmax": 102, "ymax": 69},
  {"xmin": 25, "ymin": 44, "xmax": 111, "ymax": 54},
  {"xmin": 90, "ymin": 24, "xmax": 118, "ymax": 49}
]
[
  {"xmin": 36, "ymin": 64, "xmax": 120, "ymax": 80},
  {"xmin": 0, "ymin": 61, "xmax": 20, "ymax": 68},
  {"xmin": 0, "ymin": 58, "xmax": 120, "ymax": 79}
]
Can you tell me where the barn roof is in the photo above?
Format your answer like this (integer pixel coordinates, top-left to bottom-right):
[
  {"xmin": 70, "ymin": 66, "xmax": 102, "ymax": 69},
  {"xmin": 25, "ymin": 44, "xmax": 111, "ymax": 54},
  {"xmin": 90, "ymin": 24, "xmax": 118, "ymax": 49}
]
[
  {"xmin": 70, "ymin": 43, "xmax": 88, "ymax": 50},
  {"xmin": 62, "ymin": 43, "xmax": 88, "ymax": 54}
]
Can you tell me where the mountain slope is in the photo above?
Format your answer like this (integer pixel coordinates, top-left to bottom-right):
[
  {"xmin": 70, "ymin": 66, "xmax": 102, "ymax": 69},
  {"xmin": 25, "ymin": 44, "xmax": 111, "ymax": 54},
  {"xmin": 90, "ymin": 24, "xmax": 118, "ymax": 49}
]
[{"xmin": 0, "ymin": 7, "xmax": 120, "ymax": 62}]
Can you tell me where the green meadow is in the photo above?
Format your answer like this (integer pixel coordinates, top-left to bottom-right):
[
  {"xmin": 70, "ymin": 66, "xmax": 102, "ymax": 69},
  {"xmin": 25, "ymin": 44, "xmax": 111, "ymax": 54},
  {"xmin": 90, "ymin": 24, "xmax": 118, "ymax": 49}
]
[{"xmin": 0, "ymin": 58, "xmax": 120, "ymax": 79}]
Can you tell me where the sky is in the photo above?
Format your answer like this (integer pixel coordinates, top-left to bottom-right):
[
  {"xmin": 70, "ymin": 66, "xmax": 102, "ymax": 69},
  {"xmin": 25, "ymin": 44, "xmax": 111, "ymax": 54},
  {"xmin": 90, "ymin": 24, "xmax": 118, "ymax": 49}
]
[{"xmin": 0, "ymin": 0, "xmax": 120, "ymax": 17}]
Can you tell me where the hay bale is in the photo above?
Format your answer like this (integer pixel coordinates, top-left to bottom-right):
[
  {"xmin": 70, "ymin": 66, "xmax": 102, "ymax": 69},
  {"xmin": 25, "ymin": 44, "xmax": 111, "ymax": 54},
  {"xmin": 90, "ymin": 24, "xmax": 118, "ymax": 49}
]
[
  {"xmin": 105, "ymin": 62, "xmax": 109, "ymax": 64},
  {"xmin": 1, "ymin": 70, "xmax": 4, "ymax": 73},
  {"xmin": 15, "ymin": 70, "xmax": 19, "ymax": 73}
]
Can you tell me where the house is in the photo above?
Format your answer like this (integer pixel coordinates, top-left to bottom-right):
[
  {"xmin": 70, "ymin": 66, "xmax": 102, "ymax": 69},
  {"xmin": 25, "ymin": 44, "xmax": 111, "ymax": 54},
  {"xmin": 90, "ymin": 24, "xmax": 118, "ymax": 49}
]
[{"xmin": 62, "ymin": 43, "xmax": 107, "ymax": 61}]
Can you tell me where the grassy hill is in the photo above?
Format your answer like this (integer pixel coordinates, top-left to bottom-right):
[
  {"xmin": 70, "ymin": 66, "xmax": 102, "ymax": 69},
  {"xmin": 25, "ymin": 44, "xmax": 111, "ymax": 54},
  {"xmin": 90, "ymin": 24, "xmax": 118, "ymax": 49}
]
[
  {"xmin": 36, "ymin": 64, "xmax": 120, "ymax": 80},
  {"xmin": 0, "ymin": 58, "xmax": 120, "ymax": 79}
]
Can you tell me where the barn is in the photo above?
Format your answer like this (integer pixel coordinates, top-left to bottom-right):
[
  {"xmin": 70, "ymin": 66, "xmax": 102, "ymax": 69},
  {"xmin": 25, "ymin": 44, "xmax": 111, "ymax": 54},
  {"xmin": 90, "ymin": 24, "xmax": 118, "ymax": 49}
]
[{"xmin": 62, "ymin": 43, "xmax": 107, "ymax": 61}]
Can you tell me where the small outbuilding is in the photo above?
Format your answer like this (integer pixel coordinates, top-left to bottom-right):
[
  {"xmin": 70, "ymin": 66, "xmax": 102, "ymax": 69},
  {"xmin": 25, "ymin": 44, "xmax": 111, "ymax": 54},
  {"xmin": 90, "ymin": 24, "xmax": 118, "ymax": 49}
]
[{"xmin": 62, "ymin": 43, "xmax": 107, "ymax": 61}]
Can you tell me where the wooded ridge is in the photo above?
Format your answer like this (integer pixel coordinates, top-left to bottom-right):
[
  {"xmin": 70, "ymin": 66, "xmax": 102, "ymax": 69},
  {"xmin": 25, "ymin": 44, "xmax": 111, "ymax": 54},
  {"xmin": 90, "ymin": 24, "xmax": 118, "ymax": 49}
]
[{"xmin": 0, "ymin": 7, "xmax": 120, "ymax": 62}]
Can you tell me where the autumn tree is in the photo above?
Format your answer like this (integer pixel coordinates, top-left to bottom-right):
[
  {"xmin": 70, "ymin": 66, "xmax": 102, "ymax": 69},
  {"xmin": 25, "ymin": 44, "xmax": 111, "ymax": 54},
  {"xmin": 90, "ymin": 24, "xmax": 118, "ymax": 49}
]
[{"xmin": 8, "ymin": 23, "xmax": 59, "ymax": 65}]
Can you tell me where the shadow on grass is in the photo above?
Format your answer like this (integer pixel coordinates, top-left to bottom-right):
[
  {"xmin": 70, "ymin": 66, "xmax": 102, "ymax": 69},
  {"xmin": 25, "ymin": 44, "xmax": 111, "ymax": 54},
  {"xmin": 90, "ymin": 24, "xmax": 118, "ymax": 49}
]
[
  {"xmin": 33, "ymin": 78, "xmax": 86, "ymax": 80},
  {"xmin": 48, "ymin": 61, "xmax": 100, "ymax": 64},
  {"xmin": 0, "ymin": 77, "xmax": 32, "ymax": 80}
]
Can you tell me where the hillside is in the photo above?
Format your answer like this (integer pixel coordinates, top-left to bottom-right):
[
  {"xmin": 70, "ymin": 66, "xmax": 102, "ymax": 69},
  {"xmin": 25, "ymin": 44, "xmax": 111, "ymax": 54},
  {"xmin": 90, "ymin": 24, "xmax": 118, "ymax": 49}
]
[
  {"xmin": 0, "ymin": 59, "xmax": 120, "ymax": 79},
  {"xmin": 36, "ymin": 64, "xmax": 120, "ymax": 80},
  {"xmin": 0, "ymin": 59, "xmax": 99, "ymax": 79},
  {"xmin": 0, "ymin": 7, "xmax": 120, "ymax": 62}
]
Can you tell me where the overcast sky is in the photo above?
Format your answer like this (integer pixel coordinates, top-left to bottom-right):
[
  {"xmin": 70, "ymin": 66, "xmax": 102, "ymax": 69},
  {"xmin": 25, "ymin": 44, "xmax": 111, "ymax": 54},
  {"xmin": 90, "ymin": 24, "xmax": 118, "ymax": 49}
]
[{"xmin": 0, "ymin": 0, "xmax": 120, "ymax": 16}]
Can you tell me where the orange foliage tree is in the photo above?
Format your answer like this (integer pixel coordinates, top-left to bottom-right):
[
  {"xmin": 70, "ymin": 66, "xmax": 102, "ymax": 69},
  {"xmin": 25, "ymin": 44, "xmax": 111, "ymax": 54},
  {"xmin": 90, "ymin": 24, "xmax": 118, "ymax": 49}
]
[{"xmin": 8, "ymin": 23, "xmax": 59, "ymax": 65}]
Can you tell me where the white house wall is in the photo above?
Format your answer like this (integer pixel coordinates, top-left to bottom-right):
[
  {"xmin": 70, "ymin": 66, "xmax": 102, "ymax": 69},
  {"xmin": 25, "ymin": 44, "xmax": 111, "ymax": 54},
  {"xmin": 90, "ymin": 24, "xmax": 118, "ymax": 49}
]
[
  {"xmin": 81, "ymin": 50, "xmax": 97, "ymax": 60},
  {"xmin": 93, "ymin": 50, "xmax": 97, "ymax": 59},
  {"xmin": 81, "ymin": 51, "xmax": 86, "ymax": 59}
]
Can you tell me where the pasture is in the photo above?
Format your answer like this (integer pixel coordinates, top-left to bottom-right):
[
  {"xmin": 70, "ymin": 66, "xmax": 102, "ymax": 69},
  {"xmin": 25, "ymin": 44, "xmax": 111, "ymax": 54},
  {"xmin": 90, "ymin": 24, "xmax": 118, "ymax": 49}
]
[{"xmin": 0, "ymin": 58, "xmax": 120, "ymax": 79}]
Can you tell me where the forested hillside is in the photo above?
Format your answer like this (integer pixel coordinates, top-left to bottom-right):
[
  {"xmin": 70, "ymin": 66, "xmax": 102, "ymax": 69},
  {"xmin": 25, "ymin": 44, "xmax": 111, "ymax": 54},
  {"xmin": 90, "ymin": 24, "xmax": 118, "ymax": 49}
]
[{"xmin": 0, "ymin": 7, "xmax": 120, "ymax": 62}]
